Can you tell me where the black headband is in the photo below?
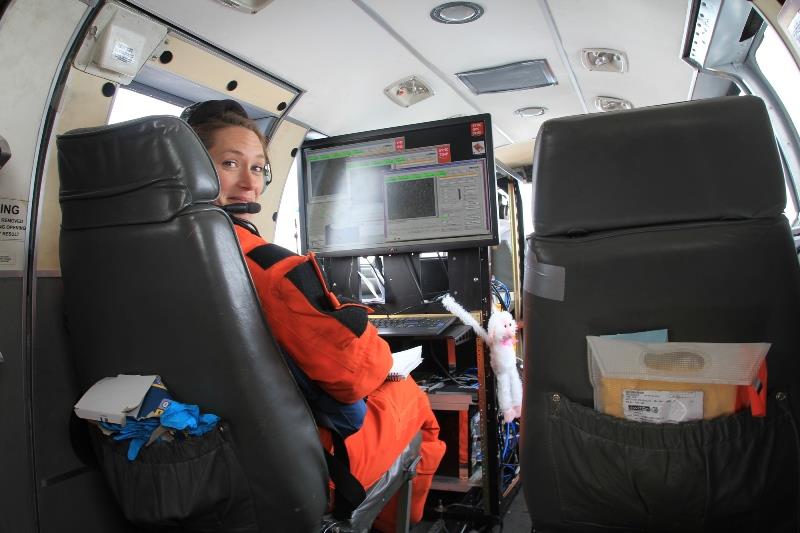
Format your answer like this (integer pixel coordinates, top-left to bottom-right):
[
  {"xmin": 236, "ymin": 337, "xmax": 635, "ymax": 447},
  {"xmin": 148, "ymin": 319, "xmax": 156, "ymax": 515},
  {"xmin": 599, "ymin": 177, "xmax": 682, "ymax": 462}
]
[{"xmin": 180, "ymin": 99, "xmax": 248, "ymax": 127}]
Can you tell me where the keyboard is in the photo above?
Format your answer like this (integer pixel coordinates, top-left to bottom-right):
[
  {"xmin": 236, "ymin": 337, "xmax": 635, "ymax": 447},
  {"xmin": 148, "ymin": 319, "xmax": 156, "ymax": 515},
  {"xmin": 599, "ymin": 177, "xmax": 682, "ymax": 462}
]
[{"xmin": 369, "ymin": 316, "xmax": 457, "ymax": 337}]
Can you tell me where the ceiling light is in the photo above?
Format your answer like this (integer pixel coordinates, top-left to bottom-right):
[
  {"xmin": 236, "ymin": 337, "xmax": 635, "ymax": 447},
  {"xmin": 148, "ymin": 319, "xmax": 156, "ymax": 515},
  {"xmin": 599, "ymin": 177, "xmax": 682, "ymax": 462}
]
[
  {"xmin": 74, "ymin": 3, "xmax": 168, "ymax": 85},
  {"xmin": 514, "ymin": 106, "xmax": 546, "ymax": 118},
  {"xmin": 581, "ymin": 49, "xmax": 628, "ymax": 73},
  {"xmin": 384, "ymin": 76, "xmax": 434, "ymax": 107},
  {"xmin": 594, "ymin": 96, "xmax": 633, "ymax": 112},
  {"xmin": 213, "ymin": 0, "xmax": 274, "ymax": 14},
  {"xmin": 457, "ymin": 60, "xmax": 556, "ymax": 95},
  {"xmin": 430, "ymin": 2, "xmax": 484, "ymax": 24}
]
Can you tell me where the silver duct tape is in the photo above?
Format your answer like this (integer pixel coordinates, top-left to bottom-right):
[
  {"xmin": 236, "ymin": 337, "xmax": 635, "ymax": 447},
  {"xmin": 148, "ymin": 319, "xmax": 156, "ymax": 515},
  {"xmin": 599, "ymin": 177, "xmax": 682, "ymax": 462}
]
[{"xmin": 524, "ymin": 258, "xmax": 565, "ymax": 301}]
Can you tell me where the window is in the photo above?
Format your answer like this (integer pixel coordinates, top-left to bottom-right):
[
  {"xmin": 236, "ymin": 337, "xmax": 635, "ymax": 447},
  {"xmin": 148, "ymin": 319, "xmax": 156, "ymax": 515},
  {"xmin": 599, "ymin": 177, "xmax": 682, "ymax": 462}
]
[
  {"xmin": 519, "ymin": 181, "xmax": 534, "ymax": 236},
  {"xmin": 755, "ymin": 26, "xmax": 800, "ymax": 226},
  {"xmin": 274, "ymin": 157, "xmax": 301, "ymax": 253},
  {"xmin": 107, "ymin": 87, "xmax": 183, "ymax": 124}
]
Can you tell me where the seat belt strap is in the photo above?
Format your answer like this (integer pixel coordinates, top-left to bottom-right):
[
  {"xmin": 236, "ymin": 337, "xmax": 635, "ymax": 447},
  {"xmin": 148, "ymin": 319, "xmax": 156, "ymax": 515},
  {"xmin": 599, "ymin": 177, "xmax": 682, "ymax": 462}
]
[{"xmin": 316, "ymin": 411, "xmax": 367, "ymax": 519}]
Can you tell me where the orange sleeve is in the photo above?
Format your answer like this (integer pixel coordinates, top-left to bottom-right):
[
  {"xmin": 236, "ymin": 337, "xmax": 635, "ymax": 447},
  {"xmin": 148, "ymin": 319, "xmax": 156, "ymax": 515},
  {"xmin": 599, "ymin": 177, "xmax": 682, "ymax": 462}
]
[{"xmin": 235, "ymin": 227, "xmax": 392, "ymax": 403}]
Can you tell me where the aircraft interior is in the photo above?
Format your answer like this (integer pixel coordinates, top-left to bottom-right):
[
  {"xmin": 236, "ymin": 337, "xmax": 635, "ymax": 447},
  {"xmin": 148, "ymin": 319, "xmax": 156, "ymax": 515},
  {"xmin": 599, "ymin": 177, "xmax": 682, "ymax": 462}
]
[{"xmin": 1, "ymin": 0, "xmax": 799, "ymax": 532}]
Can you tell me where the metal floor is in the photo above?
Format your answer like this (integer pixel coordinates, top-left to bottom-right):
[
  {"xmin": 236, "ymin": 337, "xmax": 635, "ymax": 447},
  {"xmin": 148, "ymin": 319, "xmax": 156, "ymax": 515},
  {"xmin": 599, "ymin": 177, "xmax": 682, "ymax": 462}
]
[
  {"xmin": 411, "ymin": 488, "xmax": 532, "ymax": 533},
  {"xmin": 499, "ymin": 490, "xmax": 532, "ymax": 532}
]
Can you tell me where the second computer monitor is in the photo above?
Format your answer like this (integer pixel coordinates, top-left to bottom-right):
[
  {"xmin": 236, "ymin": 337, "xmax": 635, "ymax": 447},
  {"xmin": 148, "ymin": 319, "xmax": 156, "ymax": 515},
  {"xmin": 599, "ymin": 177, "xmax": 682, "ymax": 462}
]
[{"xmin": 299, "ymin": 114, "xmax": 498, "ymax": 256}]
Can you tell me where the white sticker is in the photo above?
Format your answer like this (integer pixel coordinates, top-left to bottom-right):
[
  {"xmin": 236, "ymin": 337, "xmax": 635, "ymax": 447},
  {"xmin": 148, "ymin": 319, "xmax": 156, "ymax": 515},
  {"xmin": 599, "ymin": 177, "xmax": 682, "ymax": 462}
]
[
  {"xmin": 112, "ymin": 40, "xmax": 136, "ymax": 64},
  {"xmin": 471, "ymin": 140, "xmax": 485, "ymax": 155},
  {"xmin": 0, "ymin": 240, "xmax": 19, "ymax": 267},
  {"xmin": 0, "ymin": 198, "xmax": 27, "ymax": 241},
  {"xmin": 622, "ymin": 389, "xmax": 703, "ymax": 423}
]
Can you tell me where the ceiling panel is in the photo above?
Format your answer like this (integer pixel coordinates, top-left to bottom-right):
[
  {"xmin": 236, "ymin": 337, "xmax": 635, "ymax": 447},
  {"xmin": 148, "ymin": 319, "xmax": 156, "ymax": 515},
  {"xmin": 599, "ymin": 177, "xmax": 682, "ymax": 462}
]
[
  {"xmin": 548, "ymin": 0, "xmax": 695, "ymax": 111},
  {"xmin": 130, "ymin": 0, "xmax": 477, "ymax": 136},
  {"xmin": 129, "ymin": 0, "xmax": 697, "ymax": 165},
  {"xmin": 358, "ymin": 0, "xmax": 586, "ymax": 145}
]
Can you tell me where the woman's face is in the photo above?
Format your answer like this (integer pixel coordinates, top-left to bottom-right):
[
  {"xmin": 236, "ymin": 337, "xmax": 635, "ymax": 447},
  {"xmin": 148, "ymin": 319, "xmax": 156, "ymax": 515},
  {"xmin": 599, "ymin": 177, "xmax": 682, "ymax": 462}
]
[{"xmin": 207, "ymin": 125, "xmax": 267, "ymax": 222}]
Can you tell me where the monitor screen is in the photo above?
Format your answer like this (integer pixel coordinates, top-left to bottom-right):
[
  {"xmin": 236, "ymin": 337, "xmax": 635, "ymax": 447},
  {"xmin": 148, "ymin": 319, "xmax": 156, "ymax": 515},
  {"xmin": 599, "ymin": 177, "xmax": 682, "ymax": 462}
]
[{"xmin": 299, "ymin": 114, "xmax": 498, "ymax": 256}]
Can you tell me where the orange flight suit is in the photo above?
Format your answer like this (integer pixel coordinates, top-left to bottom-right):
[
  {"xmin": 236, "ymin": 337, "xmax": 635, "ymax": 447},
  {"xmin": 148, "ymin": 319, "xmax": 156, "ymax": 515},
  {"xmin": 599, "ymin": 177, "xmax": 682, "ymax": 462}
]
[{"xmin": 234, "ymin": 224, "xmax": 445, "ymax": 530}]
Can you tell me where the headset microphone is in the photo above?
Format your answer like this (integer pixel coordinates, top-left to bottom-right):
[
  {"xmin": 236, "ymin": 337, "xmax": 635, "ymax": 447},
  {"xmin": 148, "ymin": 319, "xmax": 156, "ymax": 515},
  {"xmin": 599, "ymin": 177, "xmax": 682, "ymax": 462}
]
[{"xmin": 222, "ymin": 202, "xmax": 262, "ymax": 215}]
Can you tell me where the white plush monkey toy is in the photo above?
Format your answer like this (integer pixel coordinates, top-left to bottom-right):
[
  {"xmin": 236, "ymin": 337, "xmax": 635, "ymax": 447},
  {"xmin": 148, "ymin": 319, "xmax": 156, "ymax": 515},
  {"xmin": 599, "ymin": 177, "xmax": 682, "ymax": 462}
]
[{"xmin": 441, "ymin": 295, "xmax": 522, "ymax": 423}]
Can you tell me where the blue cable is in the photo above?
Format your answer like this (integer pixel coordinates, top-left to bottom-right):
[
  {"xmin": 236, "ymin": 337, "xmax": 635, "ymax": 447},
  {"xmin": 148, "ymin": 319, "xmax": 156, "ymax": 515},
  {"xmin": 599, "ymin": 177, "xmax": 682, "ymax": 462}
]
[
  {"xmin": 500, "ymin": 420, "xmax": 521, "ymax": 490},
  {"xmin": 491, "ymin": 278, "xmax": 512, "ymax": 309}
]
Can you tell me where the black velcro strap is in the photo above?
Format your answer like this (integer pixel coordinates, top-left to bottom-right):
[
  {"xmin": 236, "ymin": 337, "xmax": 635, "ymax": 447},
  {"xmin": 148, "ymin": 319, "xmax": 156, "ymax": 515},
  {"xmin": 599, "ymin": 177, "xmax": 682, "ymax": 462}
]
[
  {"xmin": 317, "ymin": 412, "xmax": 366, "ymax": 519},
  {"xmin": 232, "ymin": 217, "xmax": 260, "ymax": 237},
  {"xmin": 247, "ymin": 243, "xmax": 296, "ymax": 271},
  {"xmin": 286, "ymin": 262, "xmax": 369, "ymax": 337}
]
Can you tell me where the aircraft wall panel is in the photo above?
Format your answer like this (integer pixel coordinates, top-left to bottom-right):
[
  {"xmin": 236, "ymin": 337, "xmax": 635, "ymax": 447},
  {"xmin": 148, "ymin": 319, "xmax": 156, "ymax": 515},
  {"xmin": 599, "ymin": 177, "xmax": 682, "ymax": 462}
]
[{"xmin": 0, "ymin": 1, "xmax": 88, "ymax": 531}]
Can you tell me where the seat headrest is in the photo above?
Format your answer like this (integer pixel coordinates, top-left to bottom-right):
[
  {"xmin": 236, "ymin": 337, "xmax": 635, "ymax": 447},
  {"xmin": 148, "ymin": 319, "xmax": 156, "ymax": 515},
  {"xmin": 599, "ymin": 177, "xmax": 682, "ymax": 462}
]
[
  {"xmin": 532, "ymin": 96, "xmax": 786, "ymax": 237},
  {"xmin": 57, "ymin": 116, "xmax": 219, "ymax": 229}
]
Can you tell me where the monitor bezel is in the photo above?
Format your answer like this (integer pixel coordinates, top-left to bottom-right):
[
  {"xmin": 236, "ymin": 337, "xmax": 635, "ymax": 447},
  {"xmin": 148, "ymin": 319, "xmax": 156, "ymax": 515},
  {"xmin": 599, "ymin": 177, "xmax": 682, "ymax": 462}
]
[{"xmin": 298, "ymin": 113, "xmax": 499, "ymax": 257}]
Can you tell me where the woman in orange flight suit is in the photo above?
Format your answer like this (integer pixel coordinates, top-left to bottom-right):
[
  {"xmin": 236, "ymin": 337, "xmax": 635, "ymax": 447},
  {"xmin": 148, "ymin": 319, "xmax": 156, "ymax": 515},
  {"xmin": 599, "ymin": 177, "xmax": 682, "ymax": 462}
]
[{"xmin": 186, "ymin": 100, "xmax": 445, "ymax": 531}]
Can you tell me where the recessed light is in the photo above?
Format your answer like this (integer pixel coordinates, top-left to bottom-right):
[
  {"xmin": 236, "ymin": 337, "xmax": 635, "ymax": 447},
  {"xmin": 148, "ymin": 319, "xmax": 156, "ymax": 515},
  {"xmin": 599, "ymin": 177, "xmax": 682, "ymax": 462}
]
[
  {"xmin": 430, "ymin": 2, "xmax": 484, "ymax": 24},
  {"xmin": 384, "ymin": 76, "xmax": 434, "ymax": 107},
  {"xmin": 594, "ymin": 96, "xmax": 633, "ymax": 112},
  {"xmin": 581, "ymin": 49, "xmax": 628, "ymax": 73}
]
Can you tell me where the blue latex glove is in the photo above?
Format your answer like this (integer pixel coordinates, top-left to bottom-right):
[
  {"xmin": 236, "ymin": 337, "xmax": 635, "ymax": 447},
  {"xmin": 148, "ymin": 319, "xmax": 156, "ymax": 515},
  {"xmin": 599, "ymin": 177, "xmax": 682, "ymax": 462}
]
[
  {"xmin": 160, "ymin": 401, "xmax": 199, "ymax": 430},
  {"xmin": 126, "ymin": 438, "xmax": 146, "ymax": 461},
  {"xmin": 114, "ymin": 417, "xmax": 160, "ymax": 439},
  {"xmin": 161, "ymin": 401, "xmax": 219, "ymax": 436},
  {"xmin": 98, "ymin": 403, "xmax": 219, "ymax": 460},
  {"xmin": 101, "ymin": 417, "xmax": 161, "ymax": 460},
  {"xmin": 98, "ymin": 421, "xmax": 123, "ymax": 433},
  {"xmin": 191, "ymin": 412, "xmax": 220, "ymax": 436}
]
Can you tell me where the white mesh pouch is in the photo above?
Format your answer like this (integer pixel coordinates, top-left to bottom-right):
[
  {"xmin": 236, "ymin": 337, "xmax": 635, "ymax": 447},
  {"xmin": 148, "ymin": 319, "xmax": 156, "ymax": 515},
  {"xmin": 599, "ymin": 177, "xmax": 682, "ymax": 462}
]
[{"xmin": 587, "ymin": 337, "xmax": 770, "ymax": 415}]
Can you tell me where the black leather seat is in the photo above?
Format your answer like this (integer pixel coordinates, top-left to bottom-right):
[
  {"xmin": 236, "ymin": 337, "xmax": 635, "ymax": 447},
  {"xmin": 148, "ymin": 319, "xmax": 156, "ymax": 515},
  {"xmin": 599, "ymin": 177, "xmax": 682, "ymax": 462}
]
[
  {"xmin": 57, "ymin": 116, "xmax": 419, "ymax": 533},
  {"xmin": 521, "ymin": 96, "xmax": 800, "ymax": 532}
]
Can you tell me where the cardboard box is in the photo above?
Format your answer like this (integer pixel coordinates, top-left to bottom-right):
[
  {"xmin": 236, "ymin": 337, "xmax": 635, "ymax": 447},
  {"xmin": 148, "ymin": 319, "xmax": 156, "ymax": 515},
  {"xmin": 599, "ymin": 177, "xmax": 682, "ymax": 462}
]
[
  {"xmin": 74, "ymin": 374, "xmax": 160, "ymax": 425},
  {"xmin": 587, "ymin": 337, "xmax": 769, "ymax": 422}
]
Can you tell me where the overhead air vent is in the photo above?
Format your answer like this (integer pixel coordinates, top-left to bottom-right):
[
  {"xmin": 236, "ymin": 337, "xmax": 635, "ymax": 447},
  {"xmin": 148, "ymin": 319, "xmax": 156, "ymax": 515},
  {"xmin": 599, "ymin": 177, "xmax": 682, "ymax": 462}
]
[{"xmin": 456, "ymin": 60, "xmax": 556, "ymax": 95}]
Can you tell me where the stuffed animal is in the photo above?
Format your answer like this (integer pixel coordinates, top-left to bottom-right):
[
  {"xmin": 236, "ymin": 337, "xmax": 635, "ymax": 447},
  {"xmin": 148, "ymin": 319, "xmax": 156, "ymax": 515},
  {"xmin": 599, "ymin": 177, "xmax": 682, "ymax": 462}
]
[{"xmin": 441, "ymin": 295, "xmax": 522, "ymax": 423}]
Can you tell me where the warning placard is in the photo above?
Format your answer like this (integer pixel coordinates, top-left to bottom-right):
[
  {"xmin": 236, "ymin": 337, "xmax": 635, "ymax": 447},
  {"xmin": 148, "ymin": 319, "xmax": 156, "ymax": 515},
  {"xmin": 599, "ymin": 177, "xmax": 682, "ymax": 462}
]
[
  {"xmin": 470, "ymin": 121, "xmax": 485, "ymax": 137},
  {"xmin": 0, "ymin": 198, "xmax": 28, "ymax": 241},
  {"xmin": 436, "ymin": 144, "xmax": 451, "ymax": 163}
]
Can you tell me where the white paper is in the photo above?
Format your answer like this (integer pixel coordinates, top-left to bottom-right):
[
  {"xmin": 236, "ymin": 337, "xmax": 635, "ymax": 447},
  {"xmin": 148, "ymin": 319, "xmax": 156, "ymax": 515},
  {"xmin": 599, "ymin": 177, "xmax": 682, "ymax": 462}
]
[
  {"xmin": 622, "ymin": 389, "xmax": 703, "ymax": 423},
  {"xmin": 388, "ymin": 345, "xmax": 423, "ymax": 380}
]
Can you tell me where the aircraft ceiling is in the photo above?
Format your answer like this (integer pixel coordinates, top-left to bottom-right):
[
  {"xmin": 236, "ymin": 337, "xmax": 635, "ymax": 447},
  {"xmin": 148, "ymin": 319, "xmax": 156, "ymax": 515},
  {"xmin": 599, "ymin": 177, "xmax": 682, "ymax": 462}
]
[{"xmin": 129, "ymin": 0, "xmax": 695, "ymax": 167}]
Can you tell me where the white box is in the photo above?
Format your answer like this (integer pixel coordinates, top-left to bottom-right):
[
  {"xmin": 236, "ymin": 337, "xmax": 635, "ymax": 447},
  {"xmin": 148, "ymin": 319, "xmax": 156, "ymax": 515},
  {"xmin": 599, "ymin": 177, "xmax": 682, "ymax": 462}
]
[{"xmin": 74, "ymin": 374, "xmax": 159, "ymax": 426}]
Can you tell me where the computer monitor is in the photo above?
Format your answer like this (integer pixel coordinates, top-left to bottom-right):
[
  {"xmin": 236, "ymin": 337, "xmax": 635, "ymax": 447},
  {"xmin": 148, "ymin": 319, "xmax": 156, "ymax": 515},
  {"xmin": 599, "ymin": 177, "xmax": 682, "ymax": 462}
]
[{"xmin": 299, "ymin": 114, "xmax": 499, "ymax": 256}]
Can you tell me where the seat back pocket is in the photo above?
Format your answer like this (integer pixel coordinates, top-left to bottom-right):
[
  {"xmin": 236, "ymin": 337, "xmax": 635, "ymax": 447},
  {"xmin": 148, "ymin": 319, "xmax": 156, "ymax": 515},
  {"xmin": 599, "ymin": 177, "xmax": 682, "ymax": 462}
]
[
  {"xmin": 92, "ymin": 422, "xmax": 258, "ymax": 532},
  {"xmin": 548, "ymin": 393, "xmax": 799, "ymax": 532}
]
